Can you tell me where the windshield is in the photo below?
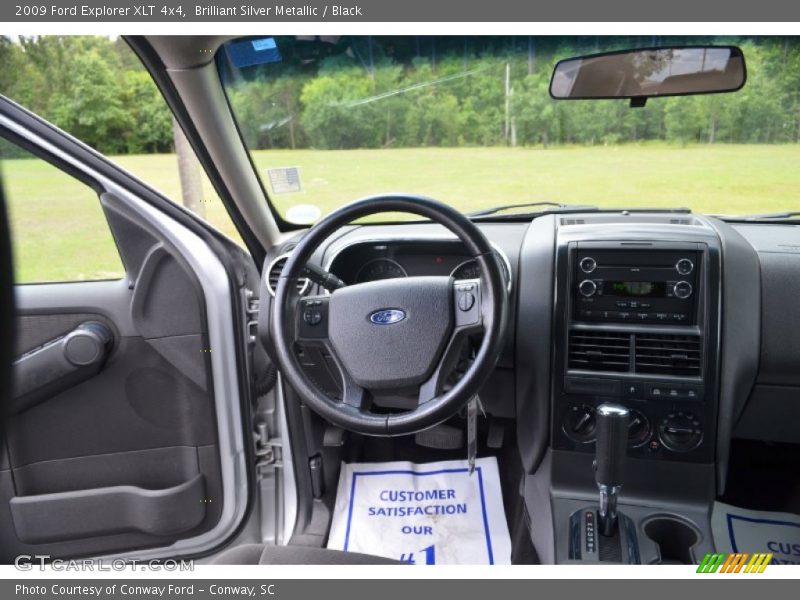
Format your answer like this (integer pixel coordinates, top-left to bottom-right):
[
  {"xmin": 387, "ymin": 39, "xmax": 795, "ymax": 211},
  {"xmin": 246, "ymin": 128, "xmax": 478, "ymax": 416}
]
[{"xmin": 218, "ymin": 35, "xmax": 800, "ymax": 225}]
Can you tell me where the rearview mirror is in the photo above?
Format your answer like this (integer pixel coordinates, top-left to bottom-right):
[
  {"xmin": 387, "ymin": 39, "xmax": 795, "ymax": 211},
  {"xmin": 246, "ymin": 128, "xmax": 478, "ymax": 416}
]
[{"xmin": 550, "ymin": 46, "xmax": 746, "ymax": 103}]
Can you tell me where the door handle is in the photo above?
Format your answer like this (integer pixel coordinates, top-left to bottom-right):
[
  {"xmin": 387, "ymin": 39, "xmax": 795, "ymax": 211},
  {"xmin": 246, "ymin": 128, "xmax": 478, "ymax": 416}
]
[{"xmin": 11, "ymin": 321, "xmax": 113, "ymax": 413}]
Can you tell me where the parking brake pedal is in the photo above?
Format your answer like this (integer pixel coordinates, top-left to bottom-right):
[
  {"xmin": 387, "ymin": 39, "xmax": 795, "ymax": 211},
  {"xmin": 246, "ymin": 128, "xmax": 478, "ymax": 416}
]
[{"xmin": 415, "ymin": 424, "xmax": 464, "ymax": 450}]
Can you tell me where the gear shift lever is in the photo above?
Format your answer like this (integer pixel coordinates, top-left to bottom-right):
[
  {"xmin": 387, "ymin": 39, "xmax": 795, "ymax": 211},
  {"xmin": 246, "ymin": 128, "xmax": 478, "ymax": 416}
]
[{"xmin": 594, "ymin": 403, "xmax": 629, "ymax": 537}]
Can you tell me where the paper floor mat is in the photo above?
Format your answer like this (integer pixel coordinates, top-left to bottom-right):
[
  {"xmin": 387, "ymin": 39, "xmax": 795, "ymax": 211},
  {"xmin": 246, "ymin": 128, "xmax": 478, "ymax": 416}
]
[
  {"xmin": 712, "ymin": 501, "xmax": 800, "ymax": 564},
  {"xmin": 327, "ymin": 457, "xmax": 511, "ymax": 564}
]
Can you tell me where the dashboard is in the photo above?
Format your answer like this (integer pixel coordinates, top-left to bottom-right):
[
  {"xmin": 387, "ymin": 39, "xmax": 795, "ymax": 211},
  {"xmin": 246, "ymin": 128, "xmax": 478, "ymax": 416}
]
[{"xmin": 261, "ymin": 212, "xmax": 800, "ymax": 494}]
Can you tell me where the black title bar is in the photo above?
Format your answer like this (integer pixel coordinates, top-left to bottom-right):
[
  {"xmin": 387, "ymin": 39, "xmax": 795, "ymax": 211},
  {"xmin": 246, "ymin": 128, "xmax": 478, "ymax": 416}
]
[{"xmin": 4, "ymin": 0, "xmax": 800, "ymax": 22}]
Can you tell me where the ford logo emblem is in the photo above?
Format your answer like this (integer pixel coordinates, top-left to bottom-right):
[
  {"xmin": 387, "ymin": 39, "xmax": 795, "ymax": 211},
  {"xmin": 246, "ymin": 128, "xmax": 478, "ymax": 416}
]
[{"xmin": 369, "ymin": 309, "xmax": 406, "ymax": 325}]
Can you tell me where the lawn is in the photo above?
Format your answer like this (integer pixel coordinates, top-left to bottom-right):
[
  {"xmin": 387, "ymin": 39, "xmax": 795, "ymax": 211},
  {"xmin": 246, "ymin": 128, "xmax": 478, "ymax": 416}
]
[{"xmin": 5, "ymin": 144, "xmax": 800, "ymax": 283}]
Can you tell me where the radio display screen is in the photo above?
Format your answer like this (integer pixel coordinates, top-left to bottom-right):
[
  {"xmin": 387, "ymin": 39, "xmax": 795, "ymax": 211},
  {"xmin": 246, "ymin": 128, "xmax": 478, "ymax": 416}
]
[{"xmin": 607, "ymin": 281, "xmax": 667, "ymax": 297}]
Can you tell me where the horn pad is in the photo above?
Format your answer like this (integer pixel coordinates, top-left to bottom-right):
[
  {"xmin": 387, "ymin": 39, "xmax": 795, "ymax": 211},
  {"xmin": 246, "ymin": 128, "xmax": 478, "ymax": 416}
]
[{"xmin": 328, "ymin": 277, "xmax": 453, "ymax": 389}]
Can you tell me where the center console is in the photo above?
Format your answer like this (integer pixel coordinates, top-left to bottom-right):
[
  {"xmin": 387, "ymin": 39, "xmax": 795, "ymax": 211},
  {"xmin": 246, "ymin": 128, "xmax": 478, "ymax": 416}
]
[{"xmin": 526, "ymin": 215, "xmax": 724, "ymax": 564}]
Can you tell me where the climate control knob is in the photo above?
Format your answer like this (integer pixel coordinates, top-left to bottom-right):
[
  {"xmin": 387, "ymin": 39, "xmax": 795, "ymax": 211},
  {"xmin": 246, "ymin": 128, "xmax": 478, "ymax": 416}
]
[
  {"xmin": 579, "ymin": 256, "xmax": 597, "ymax": 273},
  {"xmin": 579, "ymin": 279, "xmax": 597, "ymax": 297},
  {"xmin": 658, "ymin": 412, "xmax": 702, "ymax": 452},
  {"xmin": 627, "ymin": 409, "xmax": 652, "ymax": 448},
  {"xmin": 673, "ymin": 280, "xmax": 693, "ymax": 299},
  {"xmin": 563, "ymin": 404, "xmax": 596, "ymax": 443}
]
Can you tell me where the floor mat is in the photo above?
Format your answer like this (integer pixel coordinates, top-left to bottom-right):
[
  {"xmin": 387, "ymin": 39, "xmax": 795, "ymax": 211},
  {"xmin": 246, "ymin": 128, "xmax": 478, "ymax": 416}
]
[
  {"xmin": 712, "ymin": 501, "xmax": 800, "ymax": 564},
  {"xmin": 327, "ymin": 457, "xmax": 511, "ymax": 564}
]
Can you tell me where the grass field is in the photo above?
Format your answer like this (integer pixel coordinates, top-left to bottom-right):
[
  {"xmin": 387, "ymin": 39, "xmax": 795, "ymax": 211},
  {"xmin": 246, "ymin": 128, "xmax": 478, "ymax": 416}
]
[{"xmin": 5, "ymin": 144, "xmax": 800, "ymax": 283}]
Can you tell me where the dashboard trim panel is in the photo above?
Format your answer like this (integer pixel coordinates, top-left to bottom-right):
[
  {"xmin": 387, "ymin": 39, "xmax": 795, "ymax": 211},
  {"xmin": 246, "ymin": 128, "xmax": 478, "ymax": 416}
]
[{"xmin": 550, "ymin": 227, "xmax": 723, "ymax": 466}]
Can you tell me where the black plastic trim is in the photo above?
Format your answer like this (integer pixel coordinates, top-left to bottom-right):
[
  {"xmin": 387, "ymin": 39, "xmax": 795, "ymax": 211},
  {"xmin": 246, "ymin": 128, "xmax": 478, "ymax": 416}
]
[
  {"xmin": 515, "ymin": 214, "xmax": 558, "ymax": 474},
  {"xmin": 10, "ymin": 475, "xmax": 206, "ymax": 544},
  {"xmin": 704, "ymin": 218, "xmax": 761, "ymax": 493}
]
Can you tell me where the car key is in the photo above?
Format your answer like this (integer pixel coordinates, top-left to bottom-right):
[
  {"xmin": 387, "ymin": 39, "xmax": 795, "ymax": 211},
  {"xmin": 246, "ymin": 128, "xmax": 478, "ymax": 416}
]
[{"xmin": 467, "ymin": 395, "xmax": 485, "ymax": 474}]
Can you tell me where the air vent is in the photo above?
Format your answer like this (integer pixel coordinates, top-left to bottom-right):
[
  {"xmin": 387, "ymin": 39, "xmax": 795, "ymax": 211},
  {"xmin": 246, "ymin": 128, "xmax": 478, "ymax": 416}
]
[
  {"xmin": 633, "ymin": 333, "xmax": 702, "ymax": 376},
  {"xmin": 266, "ymin": 254, "xmax": 311, "ymax": 297},
  {"xmin": 568, "ymin": 331, "xmax": 631, "ymax": 372},
  {"xmin": 561, "ymin": 217, "xmax": 586, "ymax": 226}
]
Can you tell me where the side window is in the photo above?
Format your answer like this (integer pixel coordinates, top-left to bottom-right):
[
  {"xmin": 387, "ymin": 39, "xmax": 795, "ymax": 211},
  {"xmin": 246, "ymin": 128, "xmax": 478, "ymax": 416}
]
[
  {"xmin": 0, "ymin": 36, "xmax": 244, "ymax": 250},
  {"xmin": 1, "ymin": 137, "xmax": 125, "ymax": 284}
]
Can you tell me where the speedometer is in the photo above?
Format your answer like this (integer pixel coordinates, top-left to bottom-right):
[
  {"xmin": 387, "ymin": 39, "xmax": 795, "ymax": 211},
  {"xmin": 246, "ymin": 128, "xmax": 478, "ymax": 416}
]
[
  {"xmin": 450, "ymin": 259, "xmax": 481, "ymax": 280},
  {"xmin": 355, "ymin": 258, "xmax": 408, "ymax": 283},
  {"xmin": 451, "ymin": 255, "xmax": 512, "ymax": 291}
]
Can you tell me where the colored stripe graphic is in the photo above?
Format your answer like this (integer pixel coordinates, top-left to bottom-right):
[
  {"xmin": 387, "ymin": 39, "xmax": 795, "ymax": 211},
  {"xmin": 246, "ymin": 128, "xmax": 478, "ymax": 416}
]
[
  {"xmin": 758, "ymin": 553, "xmax": 773, "ymax": 573},
  {"xmin": 720, "ymin": 553, "xmax": 736, "ymax": 573},
  {"xmin": 697, "ymin": 552, "xmax": 772, "ymax": 573},
  {"xmin": 732, "ymin": 553, "xmax": 749, "ymax": 573},
  {"xmin": 696, "ymin": 553, "xmax": 712, "ymax": 572}
]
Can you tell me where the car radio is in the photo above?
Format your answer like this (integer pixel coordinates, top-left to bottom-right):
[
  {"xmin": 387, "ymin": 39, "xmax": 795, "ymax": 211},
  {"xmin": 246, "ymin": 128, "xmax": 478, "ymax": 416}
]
[{"xmin": 572, "ymin": 249, "xmax": 700, "ymax": 325}]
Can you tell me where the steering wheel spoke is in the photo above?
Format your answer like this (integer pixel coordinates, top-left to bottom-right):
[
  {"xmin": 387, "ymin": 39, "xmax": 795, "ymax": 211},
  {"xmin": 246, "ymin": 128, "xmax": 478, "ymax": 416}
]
[
  {"xmin": 337, "ymin": 365, "xmax": 370, "ymax": 410},
  {"xmin": 293, "ymin": 294, "xmax": 372, "ymax": 411},
  {"xmin": 417, "ymin": 278, "xmax": 485, "ymax": 405}
]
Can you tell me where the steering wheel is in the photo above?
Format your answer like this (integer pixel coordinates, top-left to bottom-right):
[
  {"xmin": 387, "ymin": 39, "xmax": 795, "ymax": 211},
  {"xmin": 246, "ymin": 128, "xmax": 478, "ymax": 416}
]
[{"xmin": 271, "ymin": 194, "xmax": 508, "ymax": 436}]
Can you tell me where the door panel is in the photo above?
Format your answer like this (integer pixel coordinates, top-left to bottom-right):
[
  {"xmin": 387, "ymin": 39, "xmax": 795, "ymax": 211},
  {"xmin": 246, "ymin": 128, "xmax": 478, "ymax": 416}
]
[
  {"xmin": 2, "ymin": 206, "xmax": 224, "ymax": 560},
  {"xmin": 0, "ymin": 109, "xmax": 252, "ymax": 562}
]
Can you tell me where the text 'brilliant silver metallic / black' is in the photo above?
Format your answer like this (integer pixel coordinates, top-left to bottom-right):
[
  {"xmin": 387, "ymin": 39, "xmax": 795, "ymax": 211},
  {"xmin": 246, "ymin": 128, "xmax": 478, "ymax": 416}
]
[{"xmin": 195, "ymin": 5, "xmax": 363, "ymax": 17}]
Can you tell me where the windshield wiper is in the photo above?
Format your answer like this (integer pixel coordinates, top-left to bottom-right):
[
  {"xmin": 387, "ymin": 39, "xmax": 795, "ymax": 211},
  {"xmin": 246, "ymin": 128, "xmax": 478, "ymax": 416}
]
[{"xmin": 467, "ymin": 201, "xmax": 598, "ymax": 217}]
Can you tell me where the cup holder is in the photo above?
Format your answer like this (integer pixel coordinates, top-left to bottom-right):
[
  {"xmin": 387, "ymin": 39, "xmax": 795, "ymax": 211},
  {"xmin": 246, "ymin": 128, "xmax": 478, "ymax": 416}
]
[{"xmin": 643, "ymin": 516, "xmax": 700, "ymax": 565}]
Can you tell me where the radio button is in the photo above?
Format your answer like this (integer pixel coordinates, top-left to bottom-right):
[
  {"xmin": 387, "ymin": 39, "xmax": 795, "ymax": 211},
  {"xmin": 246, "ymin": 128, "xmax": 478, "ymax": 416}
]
[
  {"xmin": 676, "ymin": 258, "xmax": 694, "ymax": 275},
  {"xmin": 615, "ymin": 301, "xmax": 629, "ymax": 308},
  {"xmin": 683, "ymin": 385, "xmax": 703, "ymax": 400},
  {"xmin": 636, "ymin": 312, "xmax": 650, "ymax": 320},
  {"xmin": 623, "ymin": 382, "xmax": 644, "ymax": 398},
  {"xmin": 579, "ymin": 279, "xmax": 597, "ymax": 297},
  {"xmin": 673, "ymin": 281, "xmax": 693, "ymax": 300},
  {"xmin": 671, "ymin": 313, "xmax": 689, "ymax": 323}
]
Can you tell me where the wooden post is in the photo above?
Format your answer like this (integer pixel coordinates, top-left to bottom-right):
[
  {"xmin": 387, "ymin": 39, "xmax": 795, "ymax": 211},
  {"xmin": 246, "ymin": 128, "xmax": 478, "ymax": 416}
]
[
  {"xmin": 528, "ymin": 37, "xmax": 535, "ymax": 75},
  {"xmin": 504, "ymin": 63, "xmax": 511, "ymax": 144},
  {"xmin": 172, "ymin": 116, "xmax": 205, "ymax": 219}
]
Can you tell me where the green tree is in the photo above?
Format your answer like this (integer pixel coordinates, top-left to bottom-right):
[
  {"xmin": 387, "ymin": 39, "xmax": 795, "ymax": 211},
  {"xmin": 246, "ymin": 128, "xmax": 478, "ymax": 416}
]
[
  {"xmin": 122, "ymin": 70, "xmax": 173, "ymax": 153},
  {"xmin": 48, "ymin": 49, "xmax": 134, "ymax": 153},
  {"xmin": 300, "ymin": 69, "xmax": 384, "ymax": 148}
]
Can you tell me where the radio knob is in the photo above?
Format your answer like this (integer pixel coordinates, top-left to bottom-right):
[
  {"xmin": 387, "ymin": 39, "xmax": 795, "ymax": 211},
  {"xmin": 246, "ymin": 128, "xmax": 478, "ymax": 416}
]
[
  {"xmin": 579, "ymin": 279, "xmax": 597, "ymax": 297},
  {"xmin": 676, "ymin": 258, "xmax": 694, "ymax": 275},
  {"xmin": 673, "ymin": 280, "xmax": 693, "ymax": 299},
  {"xmin": 579, "ymin": 256, "xmax": 597, "ymax": 273}
]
